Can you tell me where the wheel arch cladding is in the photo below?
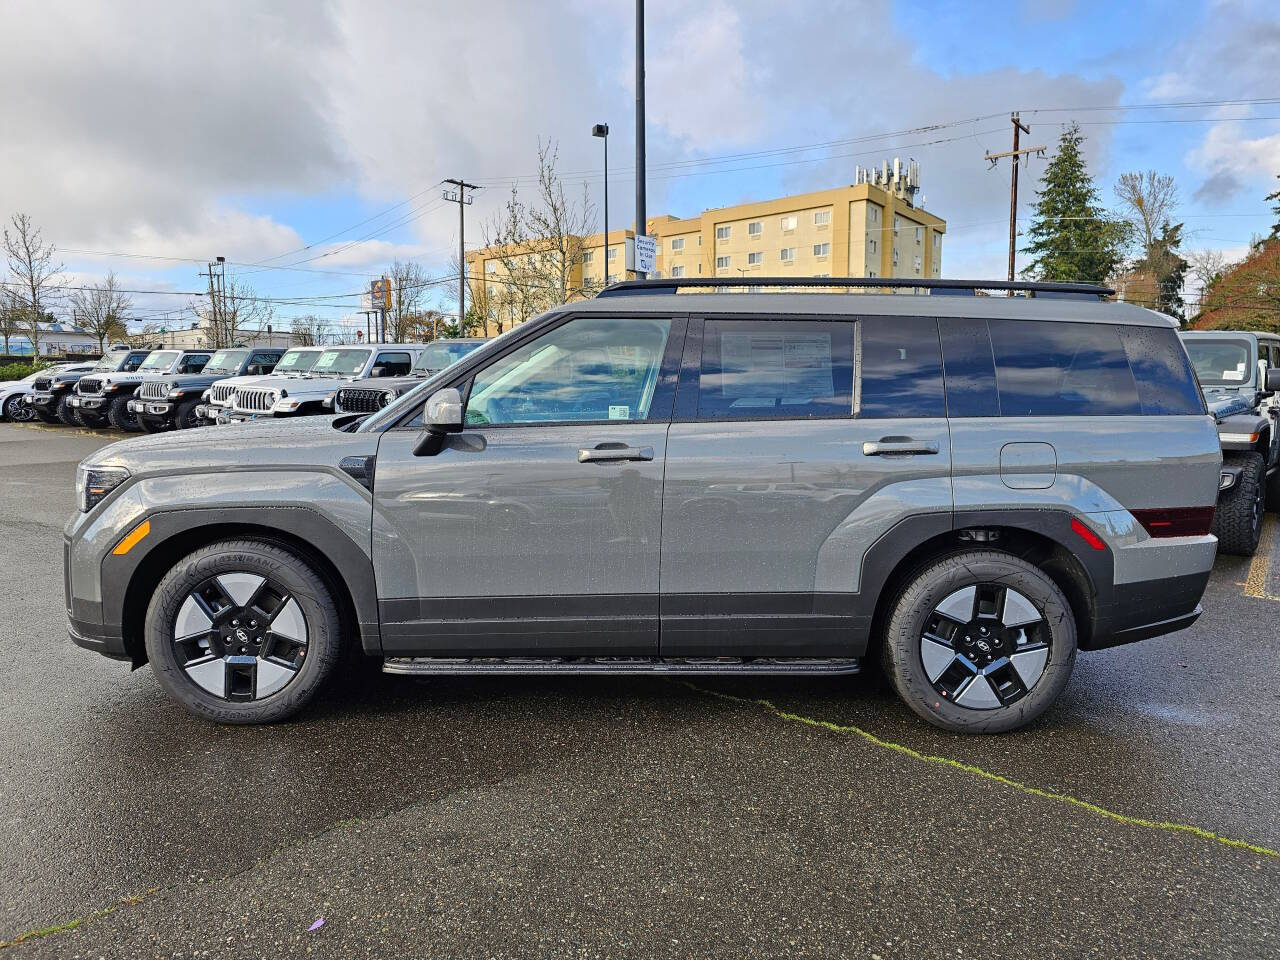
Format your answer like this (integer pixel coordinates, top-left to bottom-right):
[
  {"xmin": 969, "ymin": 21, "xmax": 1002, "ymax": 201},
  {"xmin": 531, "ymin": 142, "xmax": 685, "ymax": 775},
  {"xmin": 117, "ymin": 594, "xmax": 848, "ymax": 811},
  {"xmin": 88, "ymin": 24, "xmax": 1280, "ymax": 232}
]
[
  {"xmin": 112, "ymin": 509, "xmax": 378, "ymax": 665},
  {"xmin": 864, "ymin": 515, "xmax": 1099, "ymax": 662}
]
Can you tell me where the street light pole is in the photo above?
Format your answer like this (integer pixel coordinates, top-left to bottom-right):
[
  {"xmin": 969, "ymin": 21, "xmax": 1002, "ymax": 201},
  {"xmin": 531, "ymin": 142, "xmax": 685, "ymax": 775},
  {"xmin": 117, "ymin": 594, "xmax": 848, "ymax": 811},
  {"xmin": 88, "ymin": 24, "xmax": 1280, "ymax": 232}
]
[
  {"xmin": 592, "ymin": 122, "xmax": 609, "ymax": 285},
  {"xmin": 635, "ymin": 0, "xmax": 647, "ymax": 278}
]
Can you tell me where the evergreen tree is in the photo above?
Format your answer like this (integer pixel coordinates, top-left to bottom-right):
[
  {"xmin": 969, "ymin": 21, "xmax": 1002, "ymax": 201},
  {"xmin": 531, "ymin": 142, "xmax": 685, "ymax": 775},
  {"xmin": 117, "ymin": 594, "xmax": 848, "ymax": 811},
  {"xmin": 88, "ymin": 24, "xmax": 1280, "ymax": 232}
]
[
  {"xmin": 1020, "ymin": 123, "xmax": 1128, "ymax": 283},
  {"xmin": 1267, "ymin": 173, "xmax": 1279, "ymax": 241},
  {"xmin": 1149, "ymin": 222, "xmax": 1189, "ymax": 319}
]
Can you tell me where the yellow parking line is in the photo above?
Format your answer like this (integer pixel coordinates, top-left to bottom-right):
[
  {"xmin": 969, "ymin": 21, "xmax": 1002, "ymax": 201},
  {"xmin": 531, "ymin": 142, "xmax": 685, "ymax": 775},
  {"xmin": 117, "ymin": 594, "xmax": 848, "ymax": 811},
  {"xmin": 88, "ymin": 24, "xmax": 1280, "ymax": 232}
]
[
  {"xmin": 679, "ymin": 681, "xmax": 1280, "ymax": 862},
  {"xmin": 1244, "ymin": 514, "xmax": 1277, "ymax": 600}
]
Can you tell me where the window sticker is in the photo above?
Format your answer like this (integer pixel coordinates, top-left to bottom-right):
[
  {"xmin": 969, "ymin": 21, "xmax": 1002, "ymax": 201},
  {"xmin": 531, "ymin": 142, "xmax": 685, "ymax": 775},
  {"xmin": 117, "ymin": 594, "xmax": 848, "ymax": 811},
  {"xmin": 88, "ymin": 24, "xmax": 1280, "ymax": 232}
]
[
  {"xmin": 608, "ymin": 405, "xmax": 631, "ymax": 420},
  {"xmin": 719, "ymin": 332, "xmax": 834, "ymax": 398},
  {"xmin": 1223, "ymin": 369, "xmax": 1246, "ymax": 380}
]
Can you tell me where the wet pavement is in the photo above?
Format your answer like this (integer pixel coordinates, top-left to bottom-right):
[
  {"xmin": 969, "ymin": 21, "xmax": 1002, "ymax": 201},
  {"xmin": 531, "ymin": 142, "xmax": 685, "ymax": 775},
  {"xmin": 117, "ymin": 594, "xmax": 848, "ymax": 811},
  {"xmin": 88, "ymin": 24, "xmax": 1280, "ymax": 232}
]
[{"xmin": 1, "ymin": 421, "xmax": 1277, "ymax": 958}]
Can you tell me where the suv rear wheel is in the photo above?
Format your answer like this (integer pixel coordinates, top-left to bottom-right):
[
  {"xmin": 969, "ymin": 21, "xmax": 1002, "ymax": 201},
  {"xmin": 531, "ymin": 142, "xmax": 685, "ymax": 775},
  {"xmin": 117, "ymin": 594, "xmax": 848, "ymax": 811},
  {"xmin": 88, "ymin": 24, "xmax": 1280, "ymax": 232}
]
[
  {"xmin": 106, "ymin": 395, "xmax": 139, "ymax": 431},
  {"xmin": 144, "ymin": 539, "xmax": 343, "ymax": 724},
  {"xmin": 1214, "ymin": 451, "xmax": 1265, "ymax": 556},
  {"xmin": 881, "ymin": 550, "xmax": 1077, "ymax": 734}
]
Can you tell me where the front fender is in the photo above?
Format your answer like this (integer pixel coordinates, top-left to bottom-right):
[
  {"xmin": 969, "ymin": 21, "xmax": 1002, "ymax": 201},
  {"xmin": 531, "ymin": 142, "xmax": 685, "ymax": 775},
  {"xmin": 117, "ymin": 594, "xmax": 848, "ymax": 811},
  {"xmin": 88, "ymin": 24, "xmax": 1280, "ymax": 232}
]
[{"xmin": 1217, "ymin": 412, "xmax": 1269, "ymax": 452}]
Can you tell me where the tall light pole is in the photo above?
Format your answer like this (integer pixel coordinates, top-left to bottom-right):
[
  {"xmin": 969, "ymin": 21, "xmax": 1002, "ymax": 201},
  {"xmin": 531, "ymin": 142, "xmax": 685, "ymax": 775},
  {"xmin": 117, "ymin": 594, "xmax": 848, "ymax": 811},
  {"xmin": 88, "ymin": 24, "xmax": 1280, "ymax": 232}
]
[
  {"xmin": 592, "ymin": 123, "xmax": 609, "ymax": 285},
  {"xmin": 635, "ymin": 0, "xmax": 647, "ymax": 278},
  {"xmin": 443, "ymin": 179, "xmax": 478, "ymax": 328}
]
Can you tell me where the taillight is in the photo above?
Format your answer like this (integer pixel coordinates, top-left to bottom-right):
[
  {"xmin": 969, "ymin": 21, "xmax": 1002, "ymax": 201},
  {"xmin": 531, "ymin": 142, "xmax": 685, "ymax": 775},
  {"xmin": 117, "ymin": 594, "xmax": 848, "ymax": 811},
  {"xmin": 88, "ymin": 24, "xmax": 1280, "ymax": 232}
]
[{"xmin": 1131, "ymin": 507, "xmax": 1215, "ymax": 538}]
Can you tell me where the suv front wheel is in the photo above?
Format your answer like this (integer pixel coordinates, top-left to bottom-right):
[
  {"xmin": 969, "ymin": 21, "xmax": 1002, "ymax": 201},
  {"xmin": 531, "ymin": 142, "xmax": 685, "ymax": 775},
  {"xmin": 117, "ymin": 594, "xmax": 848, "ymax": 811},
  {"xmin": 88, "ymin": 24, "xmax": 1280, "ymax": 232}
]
[
  {"xmin": 144, "ymin": 540, "xmax": 343, "ymax": 724},
  {"xmin": 881, "ymin": 551, "xmax": 1077, "ymax": 734}
]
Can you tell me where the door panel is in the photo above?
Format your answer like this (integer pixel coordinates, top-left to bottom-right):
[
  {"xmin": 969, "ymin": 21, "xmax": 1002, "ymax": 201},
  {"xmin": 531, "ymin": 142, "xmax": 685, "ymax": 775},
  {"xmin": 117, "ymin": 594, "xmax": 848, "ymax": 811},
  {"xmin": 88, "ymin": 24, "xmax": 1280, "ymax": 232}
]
[{"xmin": 373, "ymin": 424, "xmax": 668, "ymax": 655}]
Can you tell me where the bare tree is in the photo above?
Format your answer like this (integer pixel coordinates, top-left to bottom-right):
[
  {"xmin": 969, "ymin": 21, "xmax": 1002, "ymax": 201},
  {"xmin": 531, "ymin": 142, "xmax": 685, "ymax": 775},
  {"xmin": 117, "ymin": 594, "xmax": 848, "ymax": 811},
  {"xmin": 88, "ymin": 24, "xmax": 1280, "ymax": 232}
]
[
  {"xmin": 480, "ymin": 139, "xmax": 598, "ymax": 328},
  {"xmin": 0, "ymin": 286, "xmax": 23, "ymax": 356},
  {"xmin": 191, "ymin": 278, "xmax": 274, "ymax": 348},
  {"xmin": 386, "ymin": 260, "xmax": 430, "ymax": 342},
  {"xmin": 3, "ymin": 213, "xmax": 64, "ymax": 356},
  {"xmin": 122, "ymin": 321, "xmax": 164, "ymax": 349},
  {"xmin": 1188, "ymin": 248, "xmax": 1231, "ymax": 304},
  {"xmin": 69, "ymin": 271, "xmax": 132, "ymax": 352},
  {"xmin": 1115, "ymin": 171, "xmax": 1179, "ymax": 258},
  {"xmin": 290, "ymin": 314, "xmax": 331, "ymax": 346}
]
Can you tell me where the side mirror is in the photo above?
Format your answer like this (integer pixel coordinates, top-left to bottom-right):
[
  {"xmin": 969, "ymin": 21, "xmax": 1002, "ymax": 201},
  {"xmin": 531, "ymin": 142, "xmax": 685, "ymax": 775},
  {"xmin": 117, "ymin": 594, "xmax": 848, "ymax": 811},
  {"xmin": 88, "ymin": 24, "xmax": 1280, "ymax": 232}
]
[
  {"xmin": 413, "ymin": 388, "xmax": 464, "ymax": 456},
  {"xmin": 1266, "ymin": 368, "xmax": 1280, "ymax": 393},
  {"xmin": 246, "ymin": 364, "xmax": 266, "ymax": 376},
  {"xmin": 370, "ymin": 366, "xmax": 386, "ymax": 378}
]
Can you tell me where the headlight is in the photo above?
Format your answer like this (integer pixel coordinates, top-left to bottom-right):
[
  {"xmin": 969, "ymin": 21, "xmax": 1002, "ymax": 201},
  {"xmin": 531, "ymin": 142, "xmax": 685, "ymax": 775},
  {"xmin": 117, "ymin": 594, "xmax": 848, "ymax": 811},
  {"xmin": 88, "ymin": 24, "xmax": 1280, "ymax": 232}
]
[
  {"xmin": 102, "ymin": 382, "xmax": 118, "ymax": 392},
  {"xmin": 200, "ymin": 389, "xmax": 210, "ymax": 402},
  {"xmin": 167, "ymin": 389, "xmax": 185, "ymax": 399},
  {"xmin": 382, "ymin": 390, "xmax": 398, "ymax": 406},
  {"xmin": 76, "ymin": 465, "xmax": 130, "ymax": 513}
]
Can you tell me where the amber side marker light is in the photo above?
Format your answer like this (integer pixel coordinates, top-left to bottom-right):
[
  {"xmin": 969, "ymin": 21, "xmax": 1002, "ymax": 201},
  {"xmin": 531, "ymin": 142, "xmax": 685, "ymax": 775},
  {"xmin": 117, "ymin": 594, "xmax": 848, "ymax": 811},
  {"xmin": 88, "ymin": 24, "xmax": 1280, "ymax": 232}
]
[{"xmin": 112, "ymin": 520, "xmax": 151, "ymax": 556}]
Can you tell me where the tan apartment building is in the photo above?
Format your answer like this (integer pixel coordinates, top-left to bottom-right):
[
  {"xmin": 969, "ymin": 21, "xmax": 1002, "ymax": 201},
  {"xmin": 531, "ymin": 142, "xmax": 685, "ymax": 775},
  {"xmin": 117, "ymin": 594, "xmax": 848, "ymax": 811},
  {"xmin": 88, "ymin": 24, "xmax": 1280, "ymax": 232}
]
[{"xmin": 466, "ymin": 161, "xmax": 945, "ymax": 329}]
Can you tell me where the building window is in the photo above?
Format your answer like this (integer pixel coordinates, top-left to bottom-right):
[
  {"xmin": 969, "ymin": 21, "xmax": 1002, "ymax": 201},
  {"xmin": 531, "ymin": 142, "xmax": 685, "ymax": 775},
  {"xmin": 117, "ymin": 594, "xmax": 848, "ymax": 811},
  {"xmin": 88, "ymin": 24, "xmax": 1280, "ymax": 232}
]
[
  {"xmin": 813, "ymin": 242, "xmax": 830, "ymax": 257},
  {"xmin": 814, "ymin": 210, "xmax": 831, "ymax": 226},
  {"xmin": 671, "ymin": 265, "xmax": 685, "ymax": 277},
  {"xmin": 869, "ymin": 206, "xmax": 879, "ymax": 222},
  {"xmin": 747, "ymin": 251, "xmax": 763, "ymax": 266},
  {"xmin": 671, "ymin": 237, "xmax": 684, "ymax": 252},
  {"xmin": 892, "ymin": 247, "xmax": 900, "ymax": 266},
  {"xmin": 780, "ymin": 247, "xmax": 796, "ymax": 263},
  {"xmin": 868, "ymin": 269, "xmax": 877, "ymax": 278},
  {"xmin": 716, "ymin": 225, "xmax": 731, "ymax": 241},
  {"xmin": 485, "ymin": 260, "xmax": 497, "ymax": 273},
  {"xmin": 608, "ymin": 246, "xmax": 617, "ymax": 260},
  {"xmin": 934, "ymin": 233, "xmax": 941, "ymax": 249},
  {"xmin": 915, "ymin": 226, "xmax": 923, "ymax": 243},
  {"xmin": 780, "ymin": 215, "xmax": 797, "ymax": 231},
  {"xmin": 893, "ymin": 216, "xmax": 900, "ymax": 236},
  {"xmin": 914, "ymin": 255, "xmax": 922, "ymax": 273},
  {"xmin": 697, "ymin": 263, "xmax": 703, "ymax": 274},
  {"xmin": 869, "ymin": 238, "xmax": 878, "ymax": 254},
  {"xmin": 813, "ymin": 273, "xmax": 830, "ymax": 278},
  {"xmin": 606, "ymin": 273, "xmax": 617, "ymax": 283},
  {"xmin": 716, "ymin": 255, "xmax": 731, "ymax": 269},
  {"xmin": 748, "ymin": 221, "xmax": 762, "ymax": 237}
]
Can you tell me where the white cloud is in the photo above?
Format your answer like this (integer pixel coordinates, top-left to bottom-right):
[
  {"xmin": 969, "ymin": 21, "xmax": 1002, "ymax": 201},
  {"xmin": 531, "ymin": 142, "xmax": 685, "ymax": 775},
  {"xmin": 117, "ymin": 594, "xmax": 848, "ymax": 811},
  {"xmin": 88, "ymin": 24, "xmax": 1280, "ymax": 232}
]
[{"xmin": 1188, "ymin": 122, "xmax": 1280, "ymax": 181}]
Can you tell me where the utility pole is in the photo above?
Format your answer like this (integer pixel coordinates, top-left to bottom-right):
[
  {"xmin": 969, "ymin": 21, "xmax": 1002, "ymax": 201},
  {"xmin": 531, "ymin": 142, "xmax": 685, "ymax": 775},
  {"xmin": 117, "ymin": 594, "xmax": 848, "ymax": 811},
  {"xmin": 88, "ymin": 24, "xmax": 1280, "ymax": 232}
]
[
  {"xmin": 199, "ymin": 256, "xmax": 227, "ymax": 346},
  {"xmin": 443, "ymin": 179, "xmax": 479, "ymax": 328},
  {"xmin": 634, "ymin": 0, "xmax": 647, "ymax": 278},
  {"xmin": 984, "ymin": 113, "xmax": 1045, "ymax": 281}
]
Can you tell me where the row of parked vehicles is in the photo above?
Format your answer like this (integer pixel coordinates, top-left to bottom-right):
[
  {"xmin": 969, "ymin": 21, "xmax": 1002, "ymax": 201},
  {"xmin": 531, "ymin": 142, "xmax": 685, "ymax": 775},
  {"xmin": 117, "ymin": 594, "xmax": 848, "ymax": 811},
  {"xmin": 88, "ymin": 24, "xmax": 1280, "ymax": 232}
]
[
  {"xmin": 37, "ymin": 276, "xmax": 1280, "ymax": 733},
  {"xmin": 2, "ymin": 338, "xmax": 487, "ymax": 432}
]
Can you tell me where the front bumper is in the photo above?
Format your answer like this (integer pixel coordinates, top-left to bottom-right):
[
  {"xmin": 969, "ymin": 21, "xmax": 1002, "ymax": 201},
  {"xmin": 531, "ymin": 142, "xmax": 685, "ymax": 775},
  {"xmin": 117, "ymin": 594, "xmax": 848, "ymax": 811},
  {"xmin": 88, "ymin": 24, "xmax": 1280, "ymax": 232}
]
[
  {"xmin": 128, "ymin": 400, "xmax": 172, "ymax": 416},
  {"xmin": 67, "ymin": 616, "xmax": 129, "ymax": 661},
  {"xmin": 72, "ymin": 395, "xmax": 107, "ymax": 411},
  {"xmin": 27, "ymin": 391, "xmax": 56, "ymax": 407}
]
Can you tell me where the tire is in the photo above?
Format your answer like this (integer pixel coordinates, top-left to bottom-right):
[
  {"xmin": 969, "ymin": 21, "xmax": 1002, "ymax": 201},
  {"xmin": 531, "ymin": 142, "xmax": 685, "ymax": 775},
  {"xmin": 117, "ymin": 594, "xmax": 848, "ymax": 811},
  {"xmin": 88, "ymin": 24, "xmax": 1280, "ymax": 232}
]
[
  {"xmin": 880, "ymin": 550, "xmax": 1078, "ymax": 734},
  {"xmin": 4, "ymin": 394, "xmax": 34, "ymax": 423},
  {"xmin": 106, "ymin": 395, "xmax": 138, "ymax": 431},
  {"xmin": 1214, "ymin": 452, "xmax": 1266, "ymax": 556},
  {"xmin": 32, "ymin": 407, "xmax": 58, "ymax": 424},
  {"xmin": 54, "ymin": 395, "xmax": 82, "ymax": 426},
  {"xmin": 175, "ymin": 398, "xmax": 202, "ymax": 429},
  {"xmin": 144, "ymin": 539, "xmax": 344, "ymax": 724},
  {"xmin": 136, "ymin": 415, "xmax": 161, "ymax": 433}
]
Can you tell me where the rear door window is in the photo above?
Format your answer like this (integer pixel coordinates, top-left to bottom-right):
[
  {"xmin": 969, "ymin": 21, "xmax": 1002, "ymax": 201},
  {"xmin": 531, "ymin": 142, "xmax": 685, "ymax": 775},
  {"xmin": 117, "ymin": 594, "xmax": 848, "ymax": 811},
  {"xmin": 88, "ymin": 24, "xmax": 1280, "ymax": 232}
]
[
  {"xmin": 988, "ymin": 319, "xmax": 1141, "ymax": 417},
  {"xmin": 697, "ymin": 319, "xmax": 852, "ymax": 420},
  {"xmin": 856, "ymin": 316, "xmax": 945, "ymax": 418}
]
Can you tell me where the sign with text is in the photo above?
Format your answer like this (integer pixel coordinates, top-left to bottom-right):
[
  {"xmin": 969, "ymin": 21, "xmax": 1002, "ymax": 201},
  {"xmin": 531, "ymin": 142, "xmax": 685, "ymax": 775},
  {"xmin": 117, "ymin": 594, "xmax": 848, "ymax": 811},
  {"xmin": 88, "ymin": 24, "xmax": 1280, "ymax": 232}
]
[
  {"xmin": 370, "ymin": 277, "xmax": 392, "ymax": 310},
  {"xmin": 631, "ymin": 233, "xmax": 658, "ymax": 275}
]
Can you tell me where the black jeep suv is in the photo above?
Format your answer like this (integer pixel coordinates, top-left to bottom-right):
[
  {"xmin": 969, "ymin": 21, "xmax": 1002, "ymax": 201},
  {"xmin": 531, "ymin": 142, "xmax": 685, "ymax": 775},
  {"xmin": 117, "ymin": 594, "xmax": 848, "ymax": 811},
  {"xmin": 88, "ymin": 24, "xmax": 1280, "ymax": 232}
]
[{"xmin": 131, "ymin": 347, "xmax": 285, "ymax": 431}]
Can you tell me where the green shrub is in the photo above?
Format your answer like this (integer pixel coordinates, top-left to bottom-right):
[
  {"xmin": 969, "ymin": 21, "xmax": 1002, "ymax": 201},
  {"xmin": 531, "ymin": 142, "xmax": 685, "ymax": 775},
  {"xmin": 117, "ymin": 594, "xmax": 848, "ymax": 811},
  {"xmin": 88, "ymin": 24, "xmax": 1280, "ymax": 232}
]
[{"xmin": 0, "ymin": 360, "xmax": 50, "ymax": 382}]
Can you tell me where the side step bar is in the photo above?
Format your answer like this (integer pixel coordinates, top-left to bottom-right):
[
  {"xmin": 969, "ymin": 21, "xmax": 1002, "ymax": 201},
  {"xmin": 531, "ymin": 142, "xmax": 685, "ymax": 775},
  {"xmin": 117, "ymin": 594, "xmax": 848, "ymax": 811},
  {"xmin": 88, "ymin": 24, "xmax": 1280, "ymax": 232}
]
[{"xmin": 382, "ymin": 656, "xmax": 861, "ymax": 676}]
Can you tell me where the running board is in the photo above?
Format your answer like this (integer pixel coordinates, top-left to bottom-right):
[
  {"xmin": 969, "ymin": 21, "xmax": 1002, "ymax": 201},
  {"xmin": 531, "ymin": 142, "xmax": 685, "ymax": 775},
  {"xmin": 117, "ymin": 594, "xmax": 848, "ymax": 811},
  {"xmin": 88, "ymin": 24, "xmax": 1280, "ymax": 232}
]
[{"xmin": 382, "ymin": 656, "xmax": 861, "ymax": 676}]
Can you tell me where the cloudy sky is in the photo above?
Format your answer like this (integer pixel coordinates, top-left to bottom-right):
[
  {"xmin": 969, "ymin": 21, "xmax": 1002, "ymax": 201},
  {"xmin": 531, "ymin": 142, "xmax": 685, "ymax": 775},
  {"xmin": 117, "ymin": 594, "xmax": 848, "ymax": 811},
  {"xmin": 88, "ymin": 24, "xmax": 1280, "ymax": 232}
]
[{"xmin": 1, "ymin": 0, "xmax": 1277, "ymax": 332}]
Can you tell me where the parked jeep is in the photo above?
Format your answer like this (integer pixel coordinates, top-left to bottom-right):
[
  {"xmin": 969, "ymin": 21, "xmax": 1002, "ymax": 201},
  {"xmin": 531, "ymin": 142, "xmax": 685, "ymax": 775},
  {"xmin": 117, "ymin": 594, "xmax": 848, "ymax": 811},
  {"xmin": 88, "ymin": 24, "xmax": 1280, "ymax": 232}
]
[
  {"xmin": 65, "ymin": 278, "xmax": 1219, "ymax": 733},
  {"xmin": 196, "ymin": 346, "xmax": 325, "ymax": 426},
  {"xmin": 1180, "ymin": 330, "xmax": 1280, "ymax": 556},
  {"xmin": 73, "ymin": 349, "xmax": 211, "ymax": 431},
  {"xmin": 27, "ymin": 350, "xmax": 151, "ymax": 425},
  {"xmin": 332, "ymin": 338, "xmax": 487, "ymax": 415},
  {"xmin": 131, "ymin": 347, "xmax": 284, "ymax": 432},
  {"xmin": 218, "ymin": 343, "xmax": 424, "ymax": 423},
  {"xmin": 1, "ymin": 362, "xmax": 96, "ymax": 423}
]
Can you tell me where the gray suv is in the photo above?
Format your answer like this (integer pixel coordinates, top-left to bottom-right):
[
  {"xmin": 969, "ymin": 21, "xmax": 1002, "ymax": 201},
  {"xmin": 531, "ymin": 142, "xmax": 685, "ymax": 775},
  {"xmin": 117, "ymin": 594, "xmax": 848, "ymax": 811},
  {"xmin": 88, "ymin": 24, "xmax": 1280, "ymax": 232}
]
[{"xmin": 64, "ymin": 278, "xmax": 1220, "ymax": 733}]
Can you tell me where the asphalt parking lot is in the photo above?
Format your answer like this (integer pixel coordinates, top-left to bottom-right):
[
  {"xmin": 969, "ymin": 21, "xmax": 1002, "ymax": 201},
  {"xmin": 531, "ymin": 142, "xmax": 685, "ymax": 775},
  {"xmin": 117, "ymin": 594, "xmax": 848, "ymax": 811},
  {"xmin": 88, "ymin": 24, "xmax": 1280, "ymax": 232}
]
[{"xmin": 1, "ymin": 420, "xmax": 1278, "ymax": 959}]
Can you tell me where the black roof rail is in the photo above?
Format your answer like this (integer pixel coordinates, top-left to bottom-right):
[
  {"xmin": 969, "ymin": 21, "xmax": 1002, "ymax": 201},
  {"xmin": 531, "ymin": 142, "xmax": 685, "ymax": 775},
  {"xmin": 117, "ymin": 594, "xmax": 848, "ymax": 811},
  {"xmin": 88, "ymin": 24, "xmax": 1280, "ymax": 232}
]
[{"xmin": 596, "ymin": 276, "xmax": 1114, "ymax": 301}]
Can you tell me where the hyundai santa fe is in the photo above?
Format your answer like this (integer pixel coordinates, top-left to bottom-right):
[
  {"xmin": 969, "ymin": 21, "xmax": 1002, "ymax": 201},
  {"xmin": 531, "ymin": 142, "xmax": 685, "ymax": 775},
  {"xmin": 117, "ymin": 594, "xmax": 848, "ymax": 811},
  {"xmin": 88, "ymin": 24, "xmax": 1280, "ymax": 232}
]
[{"xmin": 64, "ymin": 278, "xmax": 1220, "ymax": 733}]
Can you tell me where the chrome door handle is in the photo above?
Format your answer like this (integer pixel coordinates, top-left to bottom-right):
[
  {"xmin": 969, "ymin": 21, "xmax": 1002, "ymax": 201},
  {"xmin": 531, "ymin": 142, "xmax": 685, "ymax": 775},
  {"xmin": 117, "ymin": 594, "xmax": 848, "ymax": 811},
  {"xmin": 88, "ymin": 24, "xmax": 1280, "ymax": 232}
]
[
  {"xmin": 578, "ymin": 444, "xmax": 655, "ymax": 463},
  {"xmin": 862, "ymin": 440, "xmax": 940, "ymax": 456}
]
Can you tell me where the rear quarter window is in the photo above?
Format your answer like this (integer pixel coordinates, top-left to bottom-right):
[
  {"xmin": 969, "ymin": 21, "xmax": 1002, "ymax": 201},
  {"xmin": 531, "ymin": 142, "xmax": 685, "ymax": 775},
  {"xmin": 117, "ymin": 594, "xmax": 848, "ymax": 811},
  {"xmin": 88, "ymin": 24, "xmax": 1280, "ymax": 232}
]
[
  {"xmin": 988, "ymin": 318, "xmax": 1141, "ymax": 417},
  {"xmin": 1117, "ymin": 326, "xmax": 1205, "ymax": 416}
]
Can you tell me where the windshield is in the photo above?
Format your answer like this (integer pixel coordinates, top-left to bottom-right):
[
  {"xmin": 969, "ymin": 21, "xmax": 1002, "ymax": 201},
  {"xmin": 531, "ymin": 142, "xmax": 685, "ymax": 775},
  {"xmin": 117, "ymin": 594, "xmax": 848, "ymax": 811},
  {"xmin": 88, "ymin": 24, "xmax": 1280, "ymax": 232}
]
[
  {"xmin": 94, "ymin": 353, "xmax": 129, "ymax": 371},
  {"xmin": 273, "ymin": 350, "xmax": 321, "ymax": 374},
  {"xmin": 413, "ymin": 341, "xmax": 484, "ymax": 373},
  {"xmin": 312, "ymin": 349, "xmax": 371, "ymax": 377},
  {"xmin": 204, "ymin": 349, "xmax": 248, "ymax": 376},
  {"xmin": 1185, "ymin": 338, "xmax": 1253, "ymax": 386},
  {"xmin": 139, "ymin": 350, "xmax": 180, "ymax": 372}
]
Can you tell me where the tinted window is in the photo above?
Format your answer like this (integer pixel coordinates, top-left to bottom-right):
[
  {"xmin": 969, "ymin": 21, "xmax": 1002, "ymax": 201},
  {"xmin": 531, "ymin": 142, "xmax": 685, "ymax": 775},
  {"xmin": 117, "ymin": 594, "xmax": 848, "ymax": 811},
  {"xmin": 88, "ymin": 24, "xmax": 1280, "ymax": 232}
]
[
  {"xmin": 698, "ymin": 320, "xmax": 852, "ymax": 420},
  {"xmin": 858, "ymin": 316, "xmax": 944, "ymax": 418},
  {"xmin": 179, "ymin": 354, "xmax": 210, "ymax": 374},
  {"xmin": 989, "ymin": 319, "xmax": 1140, "ymax": 417},
  {"xmin": 374, "ymin": 352, "xmax": 413, "ymax": 376},
  {"xmin": 1119, "ymin": 326, "xmax": 1205, "ymax": 416},
  {"xmin": 939, "ymin": 317, "xmax": 1000, "ymax": 417},
  {"xmin": 466, "ymin": 316, "xmax": 673, "ymax": 425}
]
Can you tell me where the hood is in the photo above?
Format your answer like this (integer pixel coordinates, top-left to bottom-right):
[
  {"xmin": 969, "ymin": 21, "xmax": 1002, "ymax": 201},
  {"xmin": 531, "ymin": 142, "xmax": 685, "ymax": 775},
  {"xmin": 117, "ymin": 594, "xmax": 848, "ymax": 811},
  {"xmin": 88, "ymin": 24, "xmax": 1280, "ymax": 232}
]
[
  {"xmin": 50, "ymin": 370, "xmax": 91, "ymax": 385},
  {"xmin": 1205, "ymin": 391, "xmax": 1254, "ymax": 422},
  {"xmin": 147, "ymin": 371, "xmax": 227, "ymax": 390},
  {"xmin": 240, "ymin": 372, "xmax": 357, "ymax": 396},
  {"xmin": 84, "ymin": 416, "xmax": 379, "ymax": 476},
  {"xmin": 212, "ymin": 372, "xmax": 284, "ymax": 392},
  {"xmin": 341, "ymin": 374, "xmax": 424, "ymax": 393}
]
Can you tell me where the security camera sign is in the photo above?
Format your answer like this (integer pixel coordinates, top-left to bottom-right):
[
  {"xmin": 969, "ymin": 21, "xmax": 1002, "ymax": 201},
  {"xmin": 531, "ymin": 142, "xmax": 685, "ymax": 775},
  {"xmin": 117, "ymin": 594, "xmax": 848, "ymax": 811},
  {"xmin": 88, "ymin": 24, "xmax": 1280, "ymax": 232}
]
[{"xmin": 629, "ymin": 234, "xmax": 658, "ymax": 275}]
